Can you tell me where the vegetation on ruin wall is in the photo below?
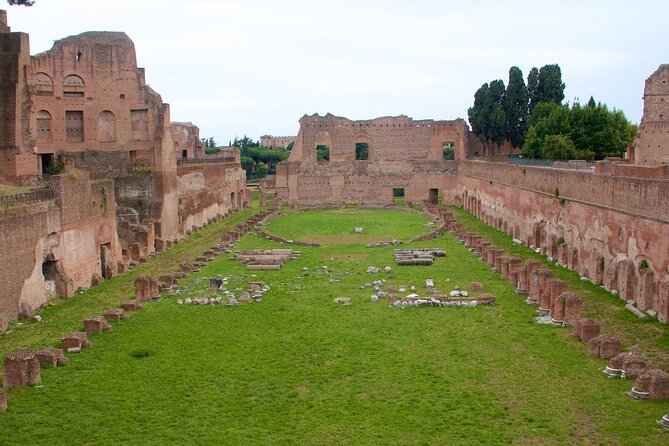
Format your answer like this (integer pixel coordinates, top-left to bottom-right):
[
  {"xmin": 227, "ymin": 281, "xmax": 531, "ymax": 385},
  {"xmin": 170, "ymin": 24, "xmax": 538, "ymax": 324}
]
[
  {"xmin": 449, "ymin": 206, "xmax": 669, "ymax": 368},
  {"xmin": 232, "ymin": 136, "xmax": 289, "ymax": 179},
  {"xmin": 468, "ymin": 64, "xmax": 637, "ymax": 160},
  {"xmin": 1, "ymin": 207, "xmax": 668, "ymax": 444}
]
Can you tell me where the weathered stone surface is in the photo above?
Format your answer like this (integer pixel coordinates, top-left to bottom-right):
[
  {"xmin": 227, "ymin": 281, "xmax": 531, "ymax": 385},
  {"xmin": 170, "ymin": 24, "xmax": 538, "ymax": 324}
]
[
  {"xmin": 563, "ymin": 293, "xmax": 582, "ymax": 326},
  {"xmin": 60, "ymin": 331, "xmax": 92, "ymax": 351},
  {"xmin": 577, "ymin": 319, "xmax": 600, "ymax": 342},
  {"xmin": 35, "ymin": 347, "xmax": 69, "ymax": 368},
  {"xmin": 621, "ymin": 352, "xmax": 646, "ymax": 379},
  {"xmin": 633, "ymin": 370, "xmax": 669, "ymax": 400},
  {"xmin": 121, "ymin": 300, "xmax": 144, "ymax": 311},
  {"xmin": 3, "ymin": 349, "xmax": 41, "ymax": 388},
  {"xmin": 103, "ymin": 308, "xmax": 128, "ymax": 321},
  {"xmin": 84, "ymin": 316, "xmax": 112, "ymax": 334},
  {"xmin": 587, "ymin": 334, "xmax": 621, "ymax": 359}
]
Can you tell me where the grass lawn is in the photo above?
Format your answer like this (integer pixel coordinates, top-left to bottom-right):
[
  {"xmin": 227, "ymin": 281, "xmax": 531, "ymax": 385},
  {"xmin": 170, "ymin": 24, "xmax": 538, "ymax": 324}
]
[{"xmin": 1, "ymin": 207, "xmax": 668, "ymax": 445}]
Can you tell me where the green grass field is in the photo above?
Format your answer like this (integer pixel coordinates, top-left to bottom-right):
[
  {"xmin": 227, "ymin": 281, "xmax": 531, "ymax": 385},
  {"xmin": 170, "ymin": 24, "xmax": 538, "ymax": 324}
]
[{"xmin": 1, "ymin": 207, "xmax": 668, "ymax": 445}]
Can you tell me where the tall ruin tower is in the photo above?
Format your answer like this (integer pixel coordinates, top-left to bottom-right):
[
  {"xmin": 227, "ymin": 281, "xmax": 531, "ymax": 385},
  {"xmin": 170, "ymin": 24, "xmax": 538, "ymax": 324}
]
[
  {"xmin": 0, "ymin": 9, "xmax": 37, "ymax": 181},
  {"xmin": 631, "ymin": 64, "xmax": 669, "ymax": 165}
]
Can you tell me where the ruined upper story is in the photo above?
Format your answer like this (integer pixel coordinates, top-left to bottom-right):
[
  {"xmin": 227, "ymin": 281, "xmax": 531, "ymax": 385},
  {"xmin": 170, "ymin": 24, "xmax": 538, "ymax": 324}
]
[
  {"xmin": 632, "ymin": 64, "xmax": 669, "ymax": 165},
  {"xmin": 30, "ymin": 31, "xmax": 168, "ymax": 154},
  {"xmin": 0, "ymin": 9, "xmax": 10, "ymax": 33},
  {"xmin": 288, "ymin": 113, "xmax": 471, "ymax": 163},
  {"xmin": 260, "ymin": 135, "xmax": 296, "ymax": 149},
  {"xmin": 171, "ymin": 122, "xmax": 203, "ymax": 159}
]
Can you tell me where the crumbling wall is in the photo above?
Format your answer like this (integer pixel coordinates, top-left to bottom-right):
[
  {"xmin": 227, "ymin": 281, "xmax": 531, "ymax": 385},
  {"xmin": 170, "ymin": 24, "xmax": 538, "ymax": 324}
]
[
  {"xmin": 632, "ymin": 64, "xmax": 669, "ymax": 165},
  {"xmin": 260, "ymin": 135, "xmax": 296, "ymax": 148},
  {"xmin": 276, "ymin": 114, "xmax": 469, "ymax": 204},
  {"xmin": 456, "ymin": 161, "xmax": 669, "ymax": 321},
  {"xmin": 0, "ymin": 173, "xmax": 120, "ymax": 322},
  {"xmin": 176, "ymin": 162, "xmax": 248, "ymax": 234},
  {"xmin": 171, "ymin": 122, "xmax": 203, "ymax": 159},
  {"xmin": 0, "ymin": 23, "xmax": 37, "ymax": 183}
]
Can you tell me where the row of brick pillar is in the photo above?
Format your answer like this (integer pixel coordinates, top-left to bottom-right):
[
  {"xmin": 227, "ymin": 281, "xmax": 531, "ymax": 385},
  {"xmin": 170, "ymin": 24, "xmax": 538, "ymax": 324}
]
[
  {"xmin": 453, "ymin": 222, "xmax": 669, "ymax": 403},
  {"xmin": 1, "ymin": 304, "xmax": 139, "ymax": 412},
  {"xmin": 2, "ymin": 206, "xmax": 276, "ymax": 413}
]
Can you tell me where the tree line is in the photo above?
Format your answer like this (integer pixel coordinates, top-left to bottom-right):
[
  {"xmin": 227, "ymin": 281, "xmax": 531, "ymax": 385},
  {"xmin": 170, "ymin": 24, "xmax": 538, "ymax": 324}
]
[
  {"xmin": 232, "ymin": 136, "xmax": 289, "ymax": 179},
  {"xmin": 467, "ymin": 64, "xmax": 636, "ymax": 160}
]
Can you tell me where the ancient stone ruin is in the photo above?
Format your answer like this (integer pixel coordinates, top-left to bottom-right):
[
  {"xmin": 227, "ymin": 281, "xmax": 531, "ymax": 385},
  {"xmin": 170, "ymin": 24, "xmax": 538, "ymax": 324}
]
[
  {"xmin": 0, "ymin": 10, "xmax": 250, "ymax": 325},
  {"xmin": 235, "ymin": 249, "xmax": 301, "ymax": 270},
  {"xmin": 394, "ymin": 248, "xmax": 445, "ymax": 266}
]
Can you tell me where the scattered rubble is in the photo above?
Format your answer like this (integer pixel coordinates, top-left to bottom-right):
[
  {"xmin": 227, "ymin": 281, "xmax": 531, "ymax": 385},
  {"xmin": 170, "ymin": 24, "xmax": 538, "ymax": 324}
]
[{"xmin": 394, "ymin": 248, "xmax": 445, "ymax": 266}]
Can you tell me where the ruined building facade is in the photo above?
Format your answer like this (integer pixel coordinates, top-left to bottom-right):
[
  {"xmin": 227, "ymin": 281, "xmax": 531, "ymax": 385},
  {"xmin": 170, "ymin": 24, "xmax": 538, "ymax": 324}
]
[
  {"xmin": 260, "ymin": 135, "xmax": 296, "ymax": 149},
  {"xmin": 0, "ymin": 11, "xmax": 249, "ymax": 323},
  {"xmin": 172, "ymin": 122, "xmax": 204, "ymax": 160},
  {"xmin": 275, "ymin": 114, "xmax": 476, "ymax": 204},
  {"xmin": 629, "ymin": 64, "xmax": 669, "ymax": 166}
]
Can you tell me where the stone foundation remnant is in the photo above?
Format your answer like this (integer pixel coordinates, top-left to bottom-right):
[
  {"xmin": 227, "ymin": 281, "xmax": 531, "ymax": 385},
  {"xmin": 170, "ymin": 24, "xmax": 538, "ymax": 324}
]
[
  {"xmin": 134, "ymin": 276, "xmax": 160, "ymax": 301},
  {"xmin": 235, "ymin": 249, "xmax": 300, "ymax": 270},
  {"xmin": 83, "ymin": 316, "xmax": 113, "ymax": 334},
  {"xmin": 572, "ymin": 318, "xmax": 601, "ymax": 342},
  {"xmin": 630, "ymin": 369, "xmax": 669, "ymax": 400},
  {"xmin": 659, "ymin": 413, "xmax": 669, "ymax": 430},
  {"xmin": 35, "ymin": 347, "xmax": 69, "ymax": 368},
  {"xmin": 604, "ymin": 352, "xmax": 646, "ymax": 379},
  {"xmin": 60, "ymin": 332, "xmax": 92, "ymax": 353},
  {"xmin": 3, "ymin": 349, "xmax": 41, "ymax": 388},
  {"xmin": 103, "ymin": 308, "xmax": 129, "ymax": 321},
  {"xmin": 587, "ymin": 334, "xmax": 622, "ymax": 359},
  {"xmin": 394, "ymin": 248, "xmax": 445, "ymax": 266}
]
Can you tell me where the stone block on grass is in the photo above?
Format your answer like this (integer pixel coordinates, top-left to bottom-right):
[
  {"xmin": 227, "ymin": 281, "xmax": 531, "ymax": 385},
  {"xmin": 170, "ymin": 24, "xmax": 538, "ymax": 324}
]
[
  {"xmin": 35, "ymin": 347, "xmax": 69, "ymax": 368},
  {"xmin": 103, "ymin": 308, "xmax": 129, "ymax": 322},
  {"xmin": 121, "ymin": 300, "xmax": 144, "ymax": 312},
  {"xmin": 60, "ymin": 332, "xmax": 92, "ymax": 352},
  {"xmin": 587, "ymin": 334, "xmax": 621, "ymax": 359},
  {"xmin": 84, "ymin": 317, "xmax": 113, "ymax": 334},
  {"xmin": 3, "ymin": 349, "xmax": 41, "ymax": 388}
]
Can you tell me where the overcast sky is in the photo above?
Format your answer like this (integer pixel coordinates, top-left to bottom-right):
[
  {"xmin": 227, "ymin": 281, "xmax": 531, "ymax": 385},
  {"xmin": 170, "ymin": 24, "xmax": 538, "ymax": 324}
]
[{"xmin": 7, "ymin": 0, "xmax": 668, "ymax": 144}]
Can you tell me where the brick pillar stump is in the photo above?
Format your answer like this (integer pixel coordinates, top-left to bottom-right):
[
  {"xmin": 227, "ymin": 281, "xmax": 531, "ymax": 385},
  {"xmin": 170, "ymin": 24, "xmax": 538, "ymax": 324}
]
[
  {"xmin": 35, "ymin": 347, "xmax": 69, "ymax": 368},
  {"xmin": 84, "ymin": 316, "xmax": 113, "ymax": 334},
  {"xmin": 60, "ymin": 332, "xmax": 92, "ymax": 352},
  {"xmin": 3, "ymin": 349, "xmax": 41, "ymax": 388},
  {"xmin": 588, "ymin": 334, "xmax": 621, "ymax": 358},
  {"xmin": 563, "ymin": 293, "xmax": 582, "ymax": 327},
  {"xmin": 578, "ymin": 319, "xmax": 600, "ymax": 342}
]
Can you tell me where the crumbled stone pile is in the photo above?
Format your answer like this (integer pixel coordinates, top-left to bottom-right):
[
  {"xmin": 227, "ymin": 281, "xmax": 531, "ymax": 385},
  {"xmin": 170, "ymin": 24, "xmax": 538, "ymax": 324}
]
[
  {"xmin": 171, "ymin": 275, "xmax": 270, "ymax": 307},
  {"xmin": 234, "ymin": 249, "xmax": 301, "ymax": 270},
  {"xmin": 394, "ymin": 248, "xmax": 445, "ymax": 266}
]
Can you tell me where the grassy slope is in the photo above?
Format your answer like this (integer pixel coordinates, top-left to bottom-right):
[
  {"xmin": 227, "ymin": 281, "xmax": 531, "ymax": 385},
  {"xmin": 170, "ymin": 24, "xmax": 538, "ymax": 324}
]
[
  {"xmin": 448, "ymin": 206, "xmax": 669, "ymax": 370},
  {"xmin": 0, "ymin": 205, "xmax": 260, "ymax": 359},
  {"xmin": 1, "ymin": 208, "xmax": 668, "ymax": 445}
]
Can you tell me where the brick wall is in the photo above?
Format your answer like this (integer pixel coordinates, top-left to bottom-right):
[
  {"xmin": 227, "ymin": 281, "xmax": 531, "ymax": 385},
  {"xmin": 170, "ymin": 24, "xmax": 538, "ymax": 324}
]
[{"xmin": 457, "ymin": 161, "xmax": 669, "ymax": 321}]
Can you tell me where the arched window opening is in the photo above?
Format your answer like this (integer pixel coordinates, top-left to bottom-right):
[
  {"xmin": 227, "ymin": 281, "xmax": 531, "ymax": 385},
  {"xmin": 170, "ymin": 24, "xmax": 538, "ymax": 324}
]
[
  {"xmin": 36, "ymin": 110, "xmax": 52, "ymax": 141},
  {"xmin": 98, "ymin": 110, "xmax": 116, "ymax": 142},
  {"xmin": 34, "ymin": 72, "xmax": 53, "ymax": 96},
  {"xmin": 63, "ymin": 74, "xmax": 85, "ymax": 97}
]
